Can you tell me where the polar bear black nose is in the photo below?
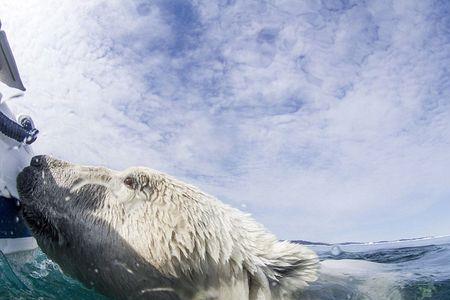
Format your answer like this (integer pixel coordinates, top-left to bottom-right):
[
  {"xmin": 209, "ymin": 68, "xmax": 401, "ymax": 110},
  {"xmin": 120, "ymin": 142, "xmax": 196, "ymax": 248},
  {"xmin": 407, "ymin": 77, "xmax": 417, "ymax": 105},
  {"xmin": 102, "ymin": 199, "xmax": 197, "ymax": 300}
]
[{"xmin": 30, "ymin": 155, "xmax": 47, "ymax": 168}]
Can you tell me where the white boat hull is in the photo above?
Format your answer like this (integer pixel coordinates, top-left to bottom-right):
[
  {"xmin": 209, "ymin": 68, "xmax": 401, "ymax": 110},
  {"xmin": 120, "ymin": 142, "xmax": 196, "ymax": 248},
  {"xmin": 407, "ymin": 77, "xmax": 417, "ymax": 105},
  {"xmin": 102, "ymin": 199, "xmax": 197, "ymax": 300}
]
[{"xmin": 0, "ymin": 101, "xmax": 37, "ymax": 254}]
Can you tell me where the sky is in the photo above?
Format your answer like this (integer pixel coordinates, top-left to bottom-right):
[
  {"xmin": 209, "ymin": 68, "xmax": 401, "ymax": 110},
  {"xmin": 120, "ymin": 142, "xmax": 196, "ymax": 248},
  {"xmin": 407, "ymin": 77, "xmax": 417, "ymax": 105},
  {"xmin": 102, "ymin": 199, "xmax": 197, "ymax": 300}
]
[{"xmin": 1, "ymin": 0, "xmax": 450, "ymax": 243}]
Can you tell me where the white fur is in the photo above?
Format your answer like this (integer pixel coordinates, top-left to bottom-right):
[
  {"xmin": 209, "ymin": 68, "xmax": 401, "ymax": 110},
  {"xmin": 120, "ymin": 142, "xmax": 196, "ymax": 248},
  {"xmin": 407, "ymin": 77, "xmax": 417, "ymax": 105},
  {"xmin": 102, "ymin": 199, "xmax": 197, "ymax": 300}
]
[
  {"xmin": 84, "ymin": 167, "xmax": 319, "ymax": 299},
  {"xmin": 18, "ymin": 157, "xmax": 319, "ymax": 299}
]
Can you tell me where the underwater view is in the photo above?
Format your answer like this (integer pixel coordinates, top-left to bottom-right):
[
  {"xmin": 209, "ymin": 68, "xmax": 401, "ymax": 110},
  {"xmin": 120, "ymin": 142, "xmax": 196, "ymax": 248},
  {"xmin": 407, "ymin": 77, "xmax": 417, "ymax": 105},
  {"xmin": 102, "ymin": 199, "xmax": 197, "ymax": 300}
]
[{"xmin": 0, "ymin": 236, "xmax": 448, "ymax": 299}]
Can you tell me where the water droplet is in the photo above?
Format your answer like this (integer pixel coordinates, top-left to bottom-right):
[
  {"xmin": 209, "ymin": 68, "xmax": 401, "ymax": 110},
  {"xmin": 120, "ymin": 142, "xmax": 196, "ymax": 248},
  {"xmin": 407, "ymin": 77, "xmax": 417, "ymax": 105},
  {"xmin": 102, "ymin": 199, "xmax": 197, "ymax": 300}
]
[
  {"xmin": 14, "ymin": 216, "xmax": 20, "ymax": 223},
  {"xmin": 65, "ymin": 196, "xmax": 71, "ymax": 201},
  {"xmin": 94, "ymin": 268, "xmax": 99, "ymax": 273},
  {"xmin": 15, "ymin": 200, "xmax": 21, "ymax": 207},
  {"xmin": 330, "ymin": 245, "xmax": 342, "ymax": 256}
]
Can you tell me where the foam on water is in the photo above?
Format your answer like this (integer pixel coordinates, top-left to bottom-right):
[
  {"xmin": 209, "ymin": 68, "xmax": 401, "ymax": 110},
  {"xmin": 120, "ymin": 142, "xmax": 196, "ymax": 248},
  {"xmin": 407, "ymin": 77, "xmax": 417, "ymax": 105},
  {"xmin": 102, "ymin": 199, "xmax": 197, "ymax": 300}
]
[{"xmin": 0, "ymin": 236, "xmax": 449, "ymax": 299}]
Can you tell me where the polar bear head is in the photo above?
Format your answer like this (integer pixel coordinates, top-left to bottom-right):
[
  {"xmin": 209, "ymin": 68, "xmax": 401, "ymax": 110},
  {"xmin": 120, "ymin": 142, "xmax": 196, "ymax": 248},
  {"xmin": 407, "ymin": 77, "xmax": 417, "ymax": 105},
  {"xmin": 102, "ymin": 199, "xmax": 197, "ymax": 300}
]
[{"xmin": 17, "ymin": 155, "xmax": 318, "ymax": 299}]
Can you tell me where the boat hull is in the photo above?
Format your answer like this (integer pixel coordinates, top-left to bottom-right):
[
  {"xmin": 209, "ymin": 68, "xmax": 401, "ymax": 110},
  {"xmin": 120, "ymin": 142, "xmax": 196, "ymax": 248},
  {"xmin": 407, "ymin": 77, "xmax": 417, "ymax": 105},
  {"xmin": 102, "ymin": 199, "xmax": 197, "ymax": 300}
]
[{"xmin": 0, "ymin": 102, "xmax": 37, "ymax": 254}]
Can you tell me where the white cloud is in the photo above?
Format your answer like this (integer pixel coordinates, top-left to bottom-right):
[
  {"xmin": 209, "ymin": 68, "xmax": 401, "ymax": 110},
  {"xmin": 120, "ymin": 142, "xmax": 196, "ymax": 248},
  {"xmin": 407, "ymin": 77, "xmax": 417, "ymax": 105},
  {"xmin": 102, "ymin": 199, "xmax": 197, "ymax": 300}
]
[{"xmin": 2, "ymin": 0, "xmax": 450, "ymax": 242}]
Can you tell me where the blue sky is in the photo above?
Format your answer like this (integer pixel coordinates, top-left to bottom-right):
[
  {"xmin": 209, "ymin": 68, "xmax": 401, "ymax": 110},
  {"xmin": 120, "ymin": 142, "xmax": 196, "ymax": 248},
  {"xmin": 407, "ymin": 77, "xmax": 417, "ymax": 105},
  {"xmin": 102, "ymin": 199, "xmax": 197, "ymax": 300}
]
[{"xmin": 2, "ymin": 0, "xmax": 450, "ymax": 242}]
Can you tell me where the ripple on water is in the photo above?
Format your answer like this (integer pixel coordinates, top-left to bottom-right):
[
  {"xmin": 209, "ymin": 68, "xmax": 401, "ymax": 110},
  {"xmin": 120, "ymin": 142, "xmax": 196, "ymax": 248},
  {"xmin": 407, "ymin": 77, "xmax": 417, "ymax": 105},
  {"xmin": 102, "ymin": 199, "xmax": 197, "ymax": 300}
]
[{"xmin": 0, "ymin": 240, "xmax": 449, "ymax": 299}]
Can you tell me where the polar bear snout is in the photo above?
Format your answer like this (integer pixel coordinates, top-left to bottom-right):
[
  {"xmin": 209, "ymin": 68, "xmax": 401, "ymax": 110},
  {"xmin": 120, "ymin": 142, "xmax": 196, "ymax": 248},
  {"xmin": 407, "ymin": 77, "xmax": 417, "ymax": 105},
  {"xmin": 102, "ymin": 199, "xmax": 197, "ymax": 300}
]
[
  {"xmin": 17, "ymin": 155, "xmax": 64, "ymax": 202},
  {"xmin": 17, "ymin": 155, "xmax": 110, "ymax": 212},
  {"xmin": 17, "ymin": 165, "xmax": 38, "ymax": 201},
  {"xmin": 30, "ymin": 154, "xmax": 72, "ymax": 170},
  {"xmin": 30, "ymin": 155, "xmax": 46, "ymax": 168}
]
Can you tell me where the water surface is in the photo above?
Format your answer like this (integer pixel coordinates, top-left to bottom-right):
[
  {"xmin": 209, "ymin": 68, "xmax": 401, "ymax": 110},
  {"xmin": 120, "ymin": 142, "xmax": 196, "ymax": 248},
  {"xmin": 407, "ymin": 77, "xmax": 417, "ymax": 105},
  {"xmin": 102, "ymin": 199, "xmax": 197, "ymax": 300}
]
[{"xmin": 0, "ymin": 236, "xmax": 449, "ymax": 299}]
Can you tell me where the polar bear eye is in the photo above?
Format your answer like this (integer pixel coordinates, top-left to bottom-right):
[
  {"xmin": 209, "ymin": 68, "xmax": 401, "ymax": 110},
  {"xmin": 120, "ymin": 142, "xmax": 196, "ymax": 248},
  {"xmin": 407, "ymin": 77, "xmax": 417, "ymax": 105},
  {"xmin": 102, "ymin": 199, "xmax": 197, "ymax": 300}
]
[{"xmin": 124, "ymin": 176, "xmax": 136, "ymax": 189}]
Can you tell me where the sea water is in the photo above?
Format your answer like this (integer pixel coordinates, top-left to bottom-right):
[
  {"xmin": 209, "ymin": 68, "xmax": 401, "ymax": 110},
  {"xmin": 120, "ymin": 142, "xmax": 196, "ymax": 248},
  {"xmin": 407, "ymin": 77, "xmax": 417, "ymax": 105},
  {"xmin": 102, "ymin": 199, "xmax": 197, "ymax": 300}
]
[
  {"xmin": 300, "ymin": 236, "xmax": 450, "ymax": 299},
  {"xmin": 0, "ymin": 236, "xmax": 449, "ymax": 299}
]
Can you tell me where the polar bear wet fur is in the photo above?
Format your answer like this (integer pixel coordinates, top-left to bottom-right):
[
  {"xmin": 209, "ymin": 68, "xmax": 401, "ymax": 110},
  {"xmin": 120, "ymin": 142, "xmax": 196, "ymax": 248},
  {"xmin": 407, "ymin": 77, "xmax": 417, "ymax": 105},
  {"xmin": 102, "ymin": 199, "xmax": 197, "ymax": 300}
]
[{"xmin": 17, "ymin": 155, "xmax": 318, "ymax": 299}]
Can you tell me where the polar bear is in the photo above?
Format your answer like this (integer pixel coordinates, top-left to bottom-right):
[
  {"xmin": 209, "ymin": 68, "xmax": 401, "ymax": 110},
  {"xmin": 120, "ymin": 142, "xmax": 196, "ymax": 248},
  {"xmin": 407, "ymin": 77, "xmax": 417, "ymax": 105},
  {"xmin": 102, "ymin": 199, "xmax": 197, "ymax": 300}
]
[{"xmin": 17, "ymin": 155, "xmax": 318, "ymax": 299}]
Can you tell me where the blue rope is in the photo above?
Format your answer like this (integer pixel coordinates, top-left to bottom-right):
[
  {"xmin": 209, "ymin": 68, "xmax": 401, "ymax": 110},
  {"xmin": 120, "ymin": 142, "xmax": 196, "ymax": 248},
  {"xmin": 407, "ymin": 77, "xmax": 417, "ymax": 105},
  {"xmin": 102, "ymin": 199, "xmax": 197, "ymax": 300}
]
[{"xmin": 0, "ymin": 111, "xmax": 38, "ymax": 144}]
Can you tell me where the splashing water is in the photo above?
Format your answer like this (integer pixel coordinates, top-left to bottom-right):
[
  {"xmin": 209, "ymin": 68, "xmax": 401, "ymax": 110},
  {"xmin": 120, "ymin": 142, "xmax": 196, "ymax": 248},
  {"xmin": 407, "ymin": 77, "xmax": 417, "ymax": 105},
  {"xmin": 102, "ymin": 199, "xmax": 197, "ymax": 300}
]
[
  {"xmin": 330, "ymin": 245, "xmax": 342, "ymax": 257},
  {"xmin": 0, "ymin": 250, "xmax": 106, "ymax": 299}
]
